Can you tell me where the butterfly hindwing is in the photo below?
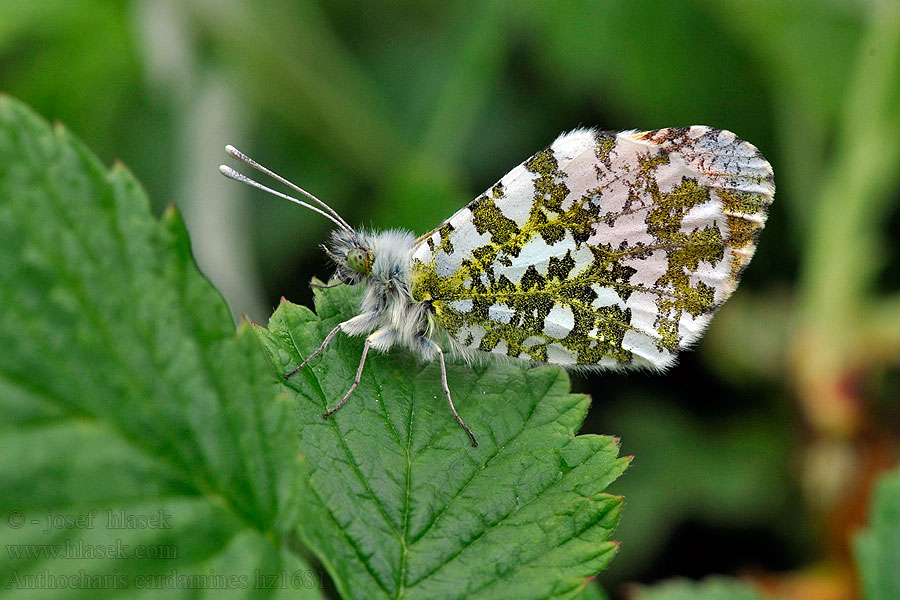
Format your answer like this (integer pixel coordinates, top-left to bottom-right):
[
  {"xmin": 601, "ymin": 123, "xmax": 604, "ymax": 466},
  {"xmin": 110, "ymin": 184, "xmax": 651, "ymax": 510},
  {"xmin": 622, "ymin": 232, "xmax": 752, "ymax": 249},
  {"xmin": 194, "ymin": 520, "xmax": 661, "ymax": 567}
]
[{"xmin": 409, "ymin": 127, "xmax": 774, "ymax": 370}]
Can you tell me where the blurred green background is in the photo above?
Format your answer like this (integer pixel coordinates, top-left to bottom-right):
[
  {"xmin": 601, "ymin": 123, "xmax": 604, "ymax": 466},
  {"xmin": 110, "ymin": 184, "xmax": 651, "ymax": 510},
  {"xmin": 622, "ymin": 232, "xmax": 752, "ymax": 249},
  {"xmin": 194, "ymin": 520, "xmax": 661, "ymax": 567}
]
[{"xmin": 2, "ymin": 0, "xmax": 898, "ymax": 597}]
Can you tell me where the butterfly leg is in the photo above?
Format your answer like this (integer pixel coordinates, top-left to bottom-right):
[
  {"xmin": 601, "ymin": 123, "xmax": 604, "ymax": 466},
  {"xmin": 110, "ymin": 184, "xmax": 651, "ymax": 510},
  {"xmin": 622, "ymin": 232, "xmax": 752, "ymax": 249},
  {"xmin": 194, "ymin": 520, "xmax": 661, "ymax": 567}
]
[
  {"xmin": 286, "ymin": 312, "xmax": 377, "ymax": 379},
  {"xmin": 423, "ymin": 338, "xmax": 477, "ymax": 447},
  {"xmin": 323, "ymin": 328, "xmax": 388, "ymax": 419}
]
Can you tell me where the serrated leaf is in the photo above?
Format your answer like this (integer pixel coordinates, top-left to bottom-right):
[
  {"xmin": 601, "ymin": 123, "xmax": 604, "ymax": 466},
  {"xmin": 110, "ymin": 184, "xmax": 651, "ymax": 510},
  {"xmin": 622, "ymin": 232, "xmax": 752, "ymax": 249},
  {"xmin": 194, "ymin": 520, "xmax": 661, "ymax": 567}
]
[
  {"xmin": 856, "ymin": 468, "xmax": 900, "ymax": 600},
  {"xmin": 0, "ymin": 95, "xmax": 322, "ymax": 598},
  {"xmin": 632, "ymin": 577, "xmax": 765, "ymax": 600},
  {"xmin": 254, "ymin": 285, "xmax": 630, "ymax": 600}
]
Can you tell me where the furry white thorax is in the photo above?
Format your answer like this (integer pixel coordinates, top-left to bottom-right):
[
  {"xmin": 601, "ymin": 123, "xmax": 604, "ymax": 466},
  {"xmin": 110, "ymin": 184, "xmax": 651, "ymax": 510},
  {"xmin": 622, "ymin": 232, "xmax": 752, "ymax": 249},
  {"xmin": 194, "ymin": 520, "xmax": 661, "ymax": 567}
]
[{"xmin": 326, "ymin": 228, "xmax": 437, "ymax": 358}]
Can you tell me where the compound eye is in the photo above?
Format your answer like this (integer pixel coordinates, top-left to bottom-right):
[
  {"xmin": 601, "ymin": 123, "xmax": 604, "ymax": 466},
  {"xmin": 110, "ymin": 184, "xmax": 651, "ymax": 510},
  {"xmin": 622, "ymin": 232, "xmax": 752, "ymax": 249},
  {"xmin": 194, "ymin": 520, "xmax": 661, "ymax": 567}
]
[{"xmin": 346, "ymin": 247, "xmax": 372, "ymax": 275}]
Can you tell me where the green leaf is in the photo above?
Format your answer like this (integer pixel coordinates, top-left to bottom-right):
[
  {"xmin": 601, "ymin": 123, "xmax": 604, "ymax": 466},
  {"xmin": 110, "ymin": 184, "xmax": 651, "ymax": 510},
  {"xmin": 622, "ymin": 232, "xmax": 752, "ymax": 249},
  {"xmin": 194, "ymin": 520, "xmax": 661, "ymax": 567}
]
[
  {"xmin": 632, "ymin": 577, "xmax": 765, "ymax": 600},
  {"xmin": 254, "ymin": 285, "xmax": 630, "ymax": 600},
  {"xmin": 0, "ymin": 95, "xmax": 322, "ymax": 598},
  {"xmin": 574, "ymin": 581, "xmax": 610, "ymax": 600},
  {"xmin": 856, "ymin": 468, "xmax": 900, "ymax": 600}
]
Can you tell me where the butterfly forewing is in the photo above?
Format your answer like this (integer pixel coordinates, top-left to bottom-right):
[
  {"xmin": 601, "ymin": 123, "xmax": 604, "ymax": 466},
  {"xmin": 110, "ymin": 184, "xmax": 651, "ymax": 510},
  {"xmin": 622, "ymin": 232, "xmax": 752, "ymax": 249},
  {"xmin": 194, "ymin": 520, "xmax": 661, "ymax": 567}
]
[{"xmin": 409, "ymin": 126, "xmax": 774, "ymax": 370}]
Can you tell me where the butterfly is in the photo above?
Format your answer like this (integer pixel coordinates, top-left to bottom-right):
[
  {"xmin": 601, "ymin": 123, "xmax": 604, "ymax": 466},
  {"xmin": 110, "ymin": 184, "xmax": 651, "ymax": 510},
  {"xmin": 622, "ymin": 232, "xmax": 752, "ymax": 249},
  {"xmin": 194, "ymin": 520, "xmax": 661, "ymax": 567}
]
[{"xmin": 220, "ymin": 126, "xmax": 774, "ymax": 446}]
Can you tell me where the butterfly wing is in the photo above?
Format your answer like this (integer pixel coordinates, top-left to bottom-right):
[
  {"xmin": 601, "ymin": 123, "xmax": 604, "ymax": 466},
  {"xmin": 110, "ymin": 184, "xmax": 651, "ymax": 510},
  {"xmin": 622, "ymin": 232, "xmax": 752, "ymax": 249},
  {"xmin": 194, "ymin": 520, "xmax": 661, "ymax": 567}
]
[{"xmin": 409, "ymin": 127, "xmax": 774, "ymax": 369}]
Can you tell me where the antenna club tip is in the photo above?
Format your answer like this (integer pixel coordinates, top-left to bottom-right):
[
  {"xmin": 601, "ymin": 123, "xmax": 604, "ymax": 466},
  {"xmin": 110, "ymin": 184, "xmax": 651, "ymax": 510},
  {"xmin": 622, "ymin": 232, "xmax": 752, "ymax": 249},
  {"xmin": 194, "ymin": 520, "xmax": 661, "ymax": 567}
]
[
  {"xmin": 225, "ymin": 144, "xmax": 246, "ymax": 160},
  {"xmin": 218, "ymin": 164, "xmax": 232, "ymax": 175}
]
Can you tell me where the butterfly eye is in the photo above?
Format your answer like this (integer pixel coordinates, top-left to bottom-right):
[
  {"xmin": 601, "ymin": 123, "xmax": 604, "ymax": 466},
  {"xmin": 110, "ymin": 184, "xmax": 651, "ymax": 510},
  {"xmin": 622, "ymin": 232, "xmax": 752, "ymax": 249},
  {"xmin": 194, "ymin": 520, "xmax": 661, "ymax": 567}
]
[{"xmin": 346, "ymin": 248, "xmax": 372, "ymax": 275}]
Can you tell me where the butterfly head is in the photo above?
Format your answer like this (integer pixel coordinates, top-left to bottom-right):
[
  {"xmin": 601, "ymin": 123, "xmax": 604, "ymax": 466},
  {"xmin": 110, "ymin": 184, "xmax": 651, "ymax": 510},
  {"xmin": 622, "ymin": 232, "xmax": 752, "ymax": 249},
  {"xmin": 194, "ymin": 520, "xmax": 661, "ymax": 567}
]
[
  {"xmin": 323, "ymin": 228, "xmax": 372, "ymax": 285},
  {"xmin": 346, "ymin": 247, "xmax": 373, "ymax": 275}
]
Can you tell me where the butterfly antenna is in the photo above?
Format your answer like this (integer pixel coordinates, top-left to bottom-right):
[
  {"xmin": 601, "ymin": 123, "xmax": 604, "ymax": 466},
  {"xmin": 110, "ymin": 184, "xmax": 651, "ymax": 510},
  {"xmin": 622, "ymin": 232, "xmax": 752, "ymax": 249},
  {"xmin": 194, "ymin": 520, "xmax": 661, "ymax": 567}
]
[
  {"xmin": 219, "ymin": 165, "xmax": 353, "ymax": 234},
  {"xmin": 222, "ymin": 145, "xmax": 355, "ymax": 234}
]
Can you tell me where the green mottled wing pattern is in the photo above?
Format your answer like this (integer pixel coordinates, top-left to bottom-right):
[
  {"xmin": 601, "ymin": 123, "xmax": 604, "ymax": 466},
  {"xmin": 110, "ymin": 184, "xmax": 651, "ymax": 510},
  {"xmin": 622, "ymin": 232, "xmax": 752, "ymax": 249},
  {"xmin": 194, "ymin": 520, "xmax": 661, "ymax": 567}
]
[{"xmin": 410, "ymin": 127, "xmax": 773, "ymax": 369}]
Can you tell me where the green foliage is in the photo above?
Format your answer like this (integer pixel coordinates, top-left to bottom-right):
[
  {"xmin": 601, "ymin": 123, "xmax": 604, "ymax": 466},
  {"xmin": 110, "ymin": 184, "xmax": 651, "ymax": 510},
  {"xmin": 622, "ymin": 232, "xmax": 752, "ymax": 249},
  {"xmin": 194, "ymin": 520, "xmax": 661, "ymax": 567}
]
[
  {"xmin": 602, "ymin": 399, "xmax": 794, "ymax": 577},
  {"xmin": 631, "ymin": 577, "xmax": 764, "ymax": 600},
  {"xmin": 574, "ymin": 581, "xmax": 610, "ymax": 600},
  {"xmin": 255, "ymin": 287, "xmax": 630, "ymax": 600},
  {"xmin": 856, "ymin": 468, "xmax": 900, "ymax": 600},
  {"xmin": 0, "ymin": 95, "xmax": 321, "ymax": 598},
  {"xmin": 0, "ymin": 1, "xmax": 141, "ymax": 164}
]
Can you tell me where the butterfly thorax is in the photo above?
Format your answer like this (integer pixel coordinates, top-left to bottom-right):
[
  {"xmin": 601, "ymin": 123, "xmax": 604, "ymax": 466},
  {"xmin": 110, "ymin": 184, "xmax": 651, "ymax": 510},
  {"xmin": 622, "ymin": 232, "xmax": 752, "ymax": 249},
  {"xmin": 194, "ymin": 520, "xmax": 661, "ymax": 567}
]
[{"xmin": 325, "ymin": 228, "xmax": 437, "ymax": 357}]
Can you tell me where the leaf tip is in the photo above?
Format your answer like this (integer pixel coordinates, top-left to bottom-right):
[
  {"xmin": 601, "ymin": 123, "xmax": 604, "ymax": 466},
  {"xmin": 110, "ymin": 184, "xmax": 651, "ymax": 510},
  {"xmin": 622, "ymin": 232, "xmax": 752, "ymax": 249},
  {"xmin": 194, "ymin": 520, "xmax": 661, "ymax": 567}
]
[
  {"xmin": 51, "ymin": 121, "xmax": 69, "ymax": 144},
  {"xmin": 162, "ymin": 202, "xmax": 180, "ymax": 220},
  {"xmin": 161, "ymin": 204, "xmax": 191, "ymax": 245},
  {"xmin": 235, "ymin": 319, "xmax": 255, "ymax": 337}
]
